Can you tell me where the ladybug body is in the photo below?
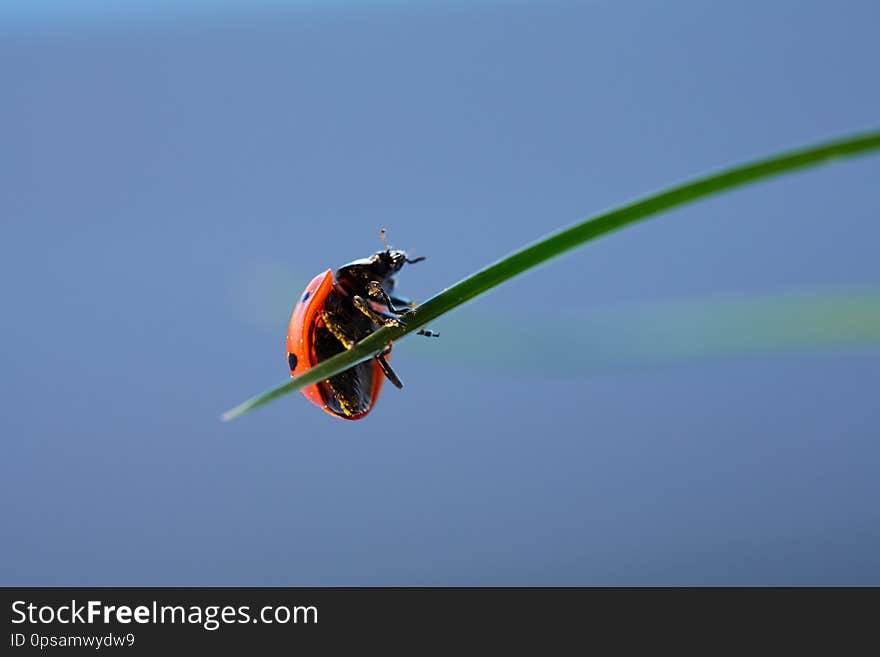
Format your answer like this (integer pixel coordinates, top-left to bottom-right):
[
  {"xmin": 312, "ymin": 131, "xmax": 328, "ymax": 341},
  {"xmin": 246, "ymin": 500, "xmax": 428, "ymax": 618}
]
[{"xmin": 286, "ymin": 245, "xmax": 433, "ymax": 420}]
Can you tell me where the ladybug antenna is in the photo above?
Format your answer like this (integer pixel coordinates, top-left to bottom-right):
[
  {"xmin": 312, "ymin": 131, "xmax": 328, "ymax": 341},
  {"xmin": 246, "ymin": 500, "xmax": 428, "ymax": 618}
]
[
  {"xmin": 380, "ymin": 228, "xmax": 390, "ymax": 252},
  {"xmin": 406, "ymin": 255, "xmax": 426, "ymax": 264}
]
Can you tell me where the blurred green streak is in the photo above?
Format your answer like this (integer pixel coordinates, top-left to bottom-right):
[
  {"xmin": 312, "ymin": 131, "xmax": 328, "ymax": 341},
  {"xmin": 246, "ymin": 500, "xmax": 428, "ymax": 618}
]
[{"xmin": 401, "ymin": 289, "xmax": 880, "ymax": 373}]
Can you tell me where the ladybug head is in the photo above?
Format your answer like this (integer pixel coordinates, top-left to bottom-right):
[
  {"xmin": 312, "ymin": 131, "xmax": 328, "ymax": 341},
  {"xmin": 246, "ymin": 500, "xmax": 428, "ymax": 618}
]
[
  {"xmin": 375, "ymin": 248, "xmax": 424, "ymax": 273},
  {"xmin": 335, "ymin": 245, "xmax": 426, "ymax": 294},
  {"xmin": 377, "ymin": 228, "xmax": 425, "ymax": 272}
]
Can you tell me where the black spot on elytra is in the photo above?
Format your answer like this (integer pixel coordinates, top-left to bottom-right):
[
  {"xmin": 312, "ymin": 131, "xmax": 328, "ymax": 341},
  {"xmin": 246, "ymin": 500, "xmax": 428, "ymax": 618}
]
[{"xmin": 287, "ymin": 353, "xmax": 298, "ymax": 371}]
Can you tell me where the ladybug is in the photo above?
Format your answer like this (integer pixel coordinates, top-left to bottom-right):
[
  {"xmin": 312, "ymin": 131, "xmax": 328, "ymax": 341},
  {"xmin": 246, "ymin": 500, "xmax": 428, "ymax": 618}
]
[{"xmin": 286, "ymin": 232, "xmax": 438, "ymax": 420}]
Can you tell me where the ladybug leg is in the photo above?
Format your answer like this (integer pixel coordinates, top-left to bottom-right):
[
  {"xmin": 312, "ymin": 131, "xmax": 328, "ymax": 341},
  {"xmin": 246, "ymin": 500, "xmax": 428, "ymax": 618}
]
[
  {"xmin": 371, "ymin": 307, "xmax": 438, "ymax": 337},
  {"xmin": 375, "ymin": 351, "xmax": 403, "ymax": 389},
  {"xmin": 353, "ymin": 295, "xmax": 406, "ymax": 328},
  {"xmin": 366, "ymin": 280, "xmax": 414, "ymax": 315},
  {"xmin": 385, "ymin": 293, "xmax": 435, "ymax": 334},
  {"xmin": 384, "ymin": 278, "xmax": 415, "ymax": 309},
  {"xmin": 389, "ymin": 294, "xmax": 415, "ymax": 308},
  {"xmin": 375, "ymin": 312, "xmax": 438, "ymax": 338},
  {"xmin": 383, "ymin": 277, "xmax": 418, "ymax": 309}
]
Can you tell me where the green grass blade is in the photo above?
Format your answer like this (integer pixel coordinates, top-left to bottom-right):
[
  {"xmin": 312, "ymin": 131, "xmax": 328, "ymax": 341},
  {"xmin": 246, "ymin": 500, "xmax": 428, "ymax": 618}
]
[{"xmin": 221, "ymin": 129, "xmax": 880, "ymax": 421}]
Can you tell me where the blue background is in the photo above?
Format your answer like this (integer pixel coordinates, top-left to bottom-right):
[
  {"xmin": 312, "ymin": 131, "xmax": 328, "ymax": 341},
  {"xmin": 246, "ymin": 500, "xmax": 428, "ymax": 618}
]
[{"xmin": 2, "ymin": 0, "xmax": 878, "ymax": 585}]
